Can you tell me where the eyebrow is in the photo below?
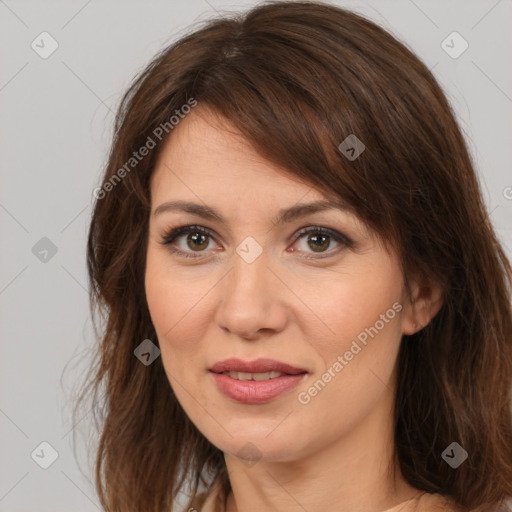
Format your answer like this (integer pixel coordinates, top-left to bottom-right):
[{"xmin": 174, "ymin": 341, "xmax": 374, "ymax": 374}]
[{"xmin": 152, "ymin": 199, "xmax": 351, "ymax": 226}]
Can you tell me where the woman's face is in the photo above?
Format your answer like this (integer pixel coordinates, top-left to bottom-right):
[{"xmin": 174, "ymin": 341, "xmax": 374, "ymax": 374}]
[{"xmin": 145, "ymin": 107, "xmax": 419, "ymax": 463}]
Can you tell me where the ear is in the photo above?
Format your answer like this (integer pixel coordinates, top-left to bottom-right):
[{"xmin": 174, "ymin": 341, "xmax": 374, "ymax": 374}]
[{"xmin": 401, "ymin": 275, "xmax": 444, "ymax": 335}]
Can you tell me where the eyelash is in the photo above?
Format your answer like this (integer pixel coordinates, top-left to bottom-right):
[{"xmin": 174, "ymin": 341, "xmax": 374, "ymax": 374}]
[{"xmin": 158, "ymin": 224, "xmax": 353, "ymax": 260}]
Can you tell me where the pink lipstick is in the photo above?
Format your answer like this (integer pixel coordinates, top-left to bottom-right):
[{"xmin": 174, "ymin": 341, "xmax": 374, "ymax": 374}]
[{"xmin": 209, "ymin": 358, "xmax": 308, "ymax": 404}]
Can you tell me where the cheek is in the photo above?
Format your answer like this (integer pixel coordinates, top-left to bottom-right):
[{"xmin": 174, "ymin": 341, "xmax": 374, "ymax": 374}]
[
  {"xmin": 294, "ymin": 285, "xmax": 403, "ymax": 444},
  {"xmin": 144, "ymin": 250, "xmax": 215, "ymax": 365},
  {"xmin": 145, "ymin": 261, "xmax": 175, "ymax": 339},
  {"xmin": 295, "ymin": 263, "xmax": 403, "ymax": 352},
  {"xmin": 145, "ymin": 260, "xmax": 204, "ymax": 408},
  {"xmin": 292, "ymin": 264, "xmax": 404, "ymax": 414}
]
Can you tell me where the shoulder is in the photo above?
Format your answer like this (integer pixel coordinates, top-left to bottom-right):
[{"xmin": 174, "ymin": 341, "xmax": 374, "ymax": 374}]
[
  {"xmin": 417, "ymin": 492, "xmax": 461, "ymax": 511},
  {"xmin": 188, "ymin": 488, "xmax": 512, "ymax": 512},
  {"xmin": 187, "ymin": 483, "xmax": 225, "ymax": 512},
  {"xmin": 414, "ymin": 492, "xmax": 509, "ymax": 512},
  {"xmin": 185, "ymin": 491, "xmax": 206, "ymax": 512},
  {"xmin": 417, "ymin": 494, "xmax": 512, "ymax": 512},
  {"xmin": 384, "ymin": 492, "xmax": 461, "ymax": 512}
]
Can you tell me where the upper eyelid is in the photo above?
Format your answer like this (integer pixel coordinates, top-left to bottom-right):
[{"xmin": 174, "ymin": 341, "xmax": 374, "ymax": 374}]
[{"xmin": 161, "ymin": 224, "xmax": 344, "ymax": 240}]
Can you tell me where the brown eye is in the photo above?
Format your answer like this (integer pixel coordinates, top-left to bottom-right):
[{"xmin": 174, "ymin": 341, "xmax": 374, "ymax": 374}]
[
  {"xmin": 160, "ymin": 225, "xmax": 216, "ymax": 259},
  {"xmin": 291, "ymin": 226, "xmax": 353, "ymax": 259},
  {"xmin": 306, "ymin": 233, "xmax": 331, "ymax": 252},
  {"xmin": 186, "ymin": 231, "xmax": 210, "ymax": 251}
]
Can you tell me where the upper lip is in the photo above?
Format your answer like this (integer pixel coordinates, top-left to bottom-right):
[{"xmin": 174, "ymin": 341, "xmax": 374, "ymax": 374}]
[{"xmin": 210, "ymin": 358, "xmax": 308, "ymax": 375}]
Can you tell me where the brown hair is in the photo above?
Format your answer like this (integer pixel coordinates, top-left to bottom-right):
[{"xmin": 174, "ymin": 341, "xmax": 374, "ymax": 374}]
[{"xmin": 75, "ymin": 1, "xmax": 512, "ymax": 511}]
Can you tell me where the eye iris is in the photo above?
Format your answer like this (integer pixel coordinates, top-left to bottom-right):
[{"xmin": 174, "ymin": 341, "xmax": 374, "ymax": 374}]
[
  {"xmin": 308, "ymin": 233, "xmax": 329, "ymax": 252},
  {"xmin": 187, "ymin": 232, "xmax": 209, "ymax": 251}
]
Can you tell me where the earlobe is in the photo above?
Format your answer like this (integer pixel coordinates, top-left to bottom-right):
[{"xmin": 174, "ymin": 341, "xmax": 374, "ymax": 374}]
[{"xmin": 401, "ymin": 276, "xmax": 444, "ymax": 335}]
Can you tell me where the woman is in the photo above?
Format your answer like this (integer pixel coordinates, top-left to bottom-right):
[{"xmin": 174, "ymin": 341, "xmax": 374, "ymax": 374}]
[{"xmin": 77, "ymin": 1, "xmax": 512, "ymax": 511}]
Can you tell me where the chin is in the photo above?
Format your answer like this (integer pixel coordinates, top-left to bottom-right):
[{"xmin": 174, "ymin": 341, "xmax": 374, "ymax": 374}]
[{"xmin": 209, "ymin": 429, "xmax": 307, "ymax": 464}]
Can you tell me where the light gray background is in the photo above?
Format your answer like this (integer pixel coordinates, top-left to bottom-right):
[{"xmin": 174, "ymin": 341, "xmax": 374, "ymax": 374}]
[{"xmin": 1, "ymin": 0, "xmax": 511, "ymax": 511}]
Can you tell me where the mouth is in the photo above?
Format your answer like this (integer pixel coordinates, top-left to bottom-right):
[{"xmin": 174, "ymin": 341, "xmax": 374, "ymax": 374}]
[
  {"xmin": 209, "ymin": 358, "xmax": 308, "ymax": 404},
  {"xmin": 214, "ymin": 370, "xmax": 295, "ymax": 381},
  {"xmin": 209, "ymin": 357, "xmax": 308, "ymax": 376}
]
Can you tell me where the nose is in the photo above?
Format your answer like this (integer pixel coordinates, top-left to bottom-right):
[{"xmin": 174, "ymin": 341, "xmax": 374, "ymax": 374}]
[{"xmin": 214, "ymin": 246, "xmax": 288, "ymax": 340}]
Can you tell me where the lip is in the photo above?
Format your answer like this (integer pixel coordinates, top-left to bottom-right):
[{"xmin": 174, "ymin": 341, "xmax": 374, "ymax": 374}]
[
  {"xmin": 209, "ymin": 358, "xmax": 308, "ymax": 405},
  {"xmin": 209, "ymin": 358, "xmax": 307, "ymax": 375}
]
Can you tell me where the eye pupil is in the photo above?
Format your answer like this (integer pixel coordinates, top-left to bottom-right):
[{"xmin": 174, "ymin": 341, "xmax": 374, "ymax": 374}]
[
  {"xmin": 187, "ymin": 232, "xmax": 209, "ymax": 251},
  {"xmin": 308, "ymin": 234, "xmax": 329, "ymax": 252}
]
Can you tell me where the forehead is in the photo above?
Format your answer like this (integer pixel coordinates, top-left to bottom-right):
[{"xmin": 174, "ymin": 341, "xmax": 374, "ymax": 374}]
[{"xmin": 150, "ymin": 107, "xmax": 326, "ymax": 204}]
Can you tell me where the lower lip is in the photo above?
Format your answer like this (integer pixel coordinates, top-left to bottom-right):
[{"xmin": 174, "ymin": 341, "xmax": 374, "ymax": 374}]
[{"xmin": 210, "ymin": 372, "xmax": 307, "ymax": 404}]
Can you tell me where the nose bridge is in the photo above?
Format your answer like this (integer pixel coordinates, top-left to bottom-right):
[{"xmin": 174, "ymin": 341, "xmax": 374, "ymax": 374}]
[
  {"xmin": 215, "ymin": 237, "xmax": 286, "ymax": 337},
  {"xmin": 228, "ymin": 237, "xmax": 271, "ymax": 299}
]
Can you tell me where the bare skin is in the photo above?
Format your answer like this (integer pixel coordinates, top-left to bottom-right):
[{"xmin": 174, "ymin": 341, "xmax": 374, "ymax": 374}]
[{"xmin": 145, "ymin": 107, "xmax": 443, "ymax": 512}]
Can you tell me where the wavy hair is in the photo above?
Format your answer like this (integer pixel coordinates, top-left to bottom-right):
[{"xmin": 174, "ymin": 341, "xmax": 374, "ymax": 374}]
[{"xmin": 74, "ymin": 1, "xmax": 512, "ymax": 511}]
